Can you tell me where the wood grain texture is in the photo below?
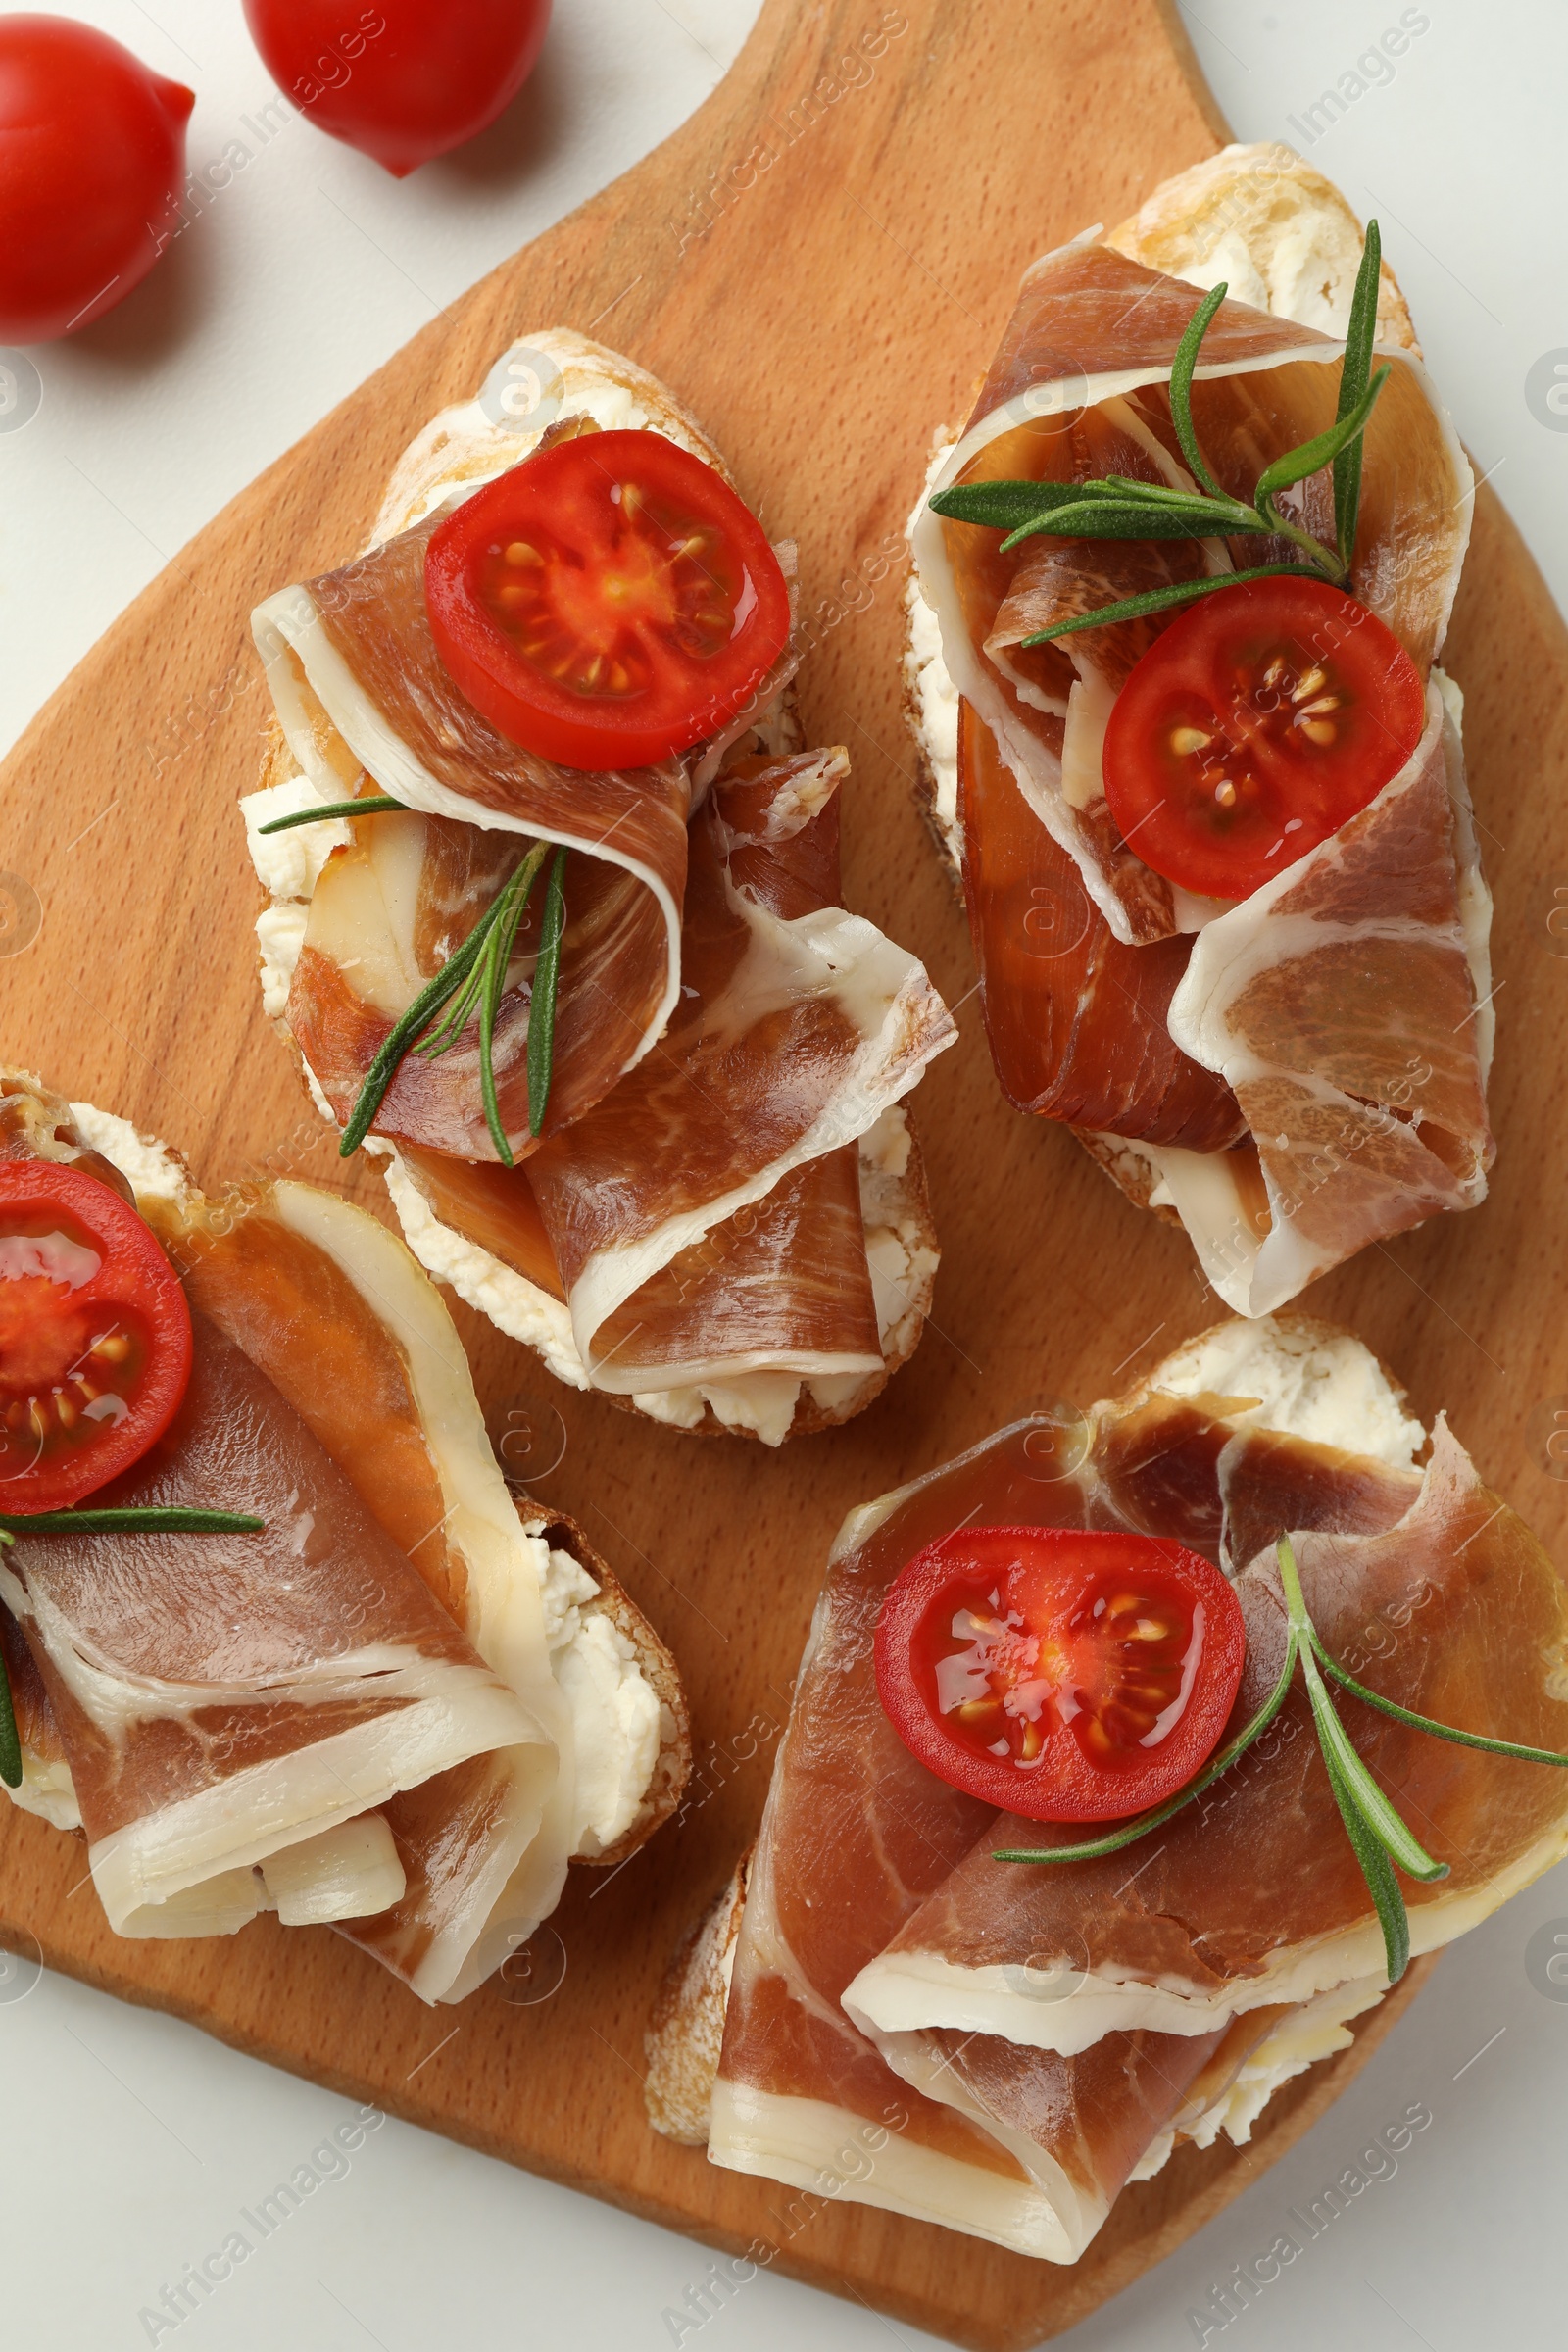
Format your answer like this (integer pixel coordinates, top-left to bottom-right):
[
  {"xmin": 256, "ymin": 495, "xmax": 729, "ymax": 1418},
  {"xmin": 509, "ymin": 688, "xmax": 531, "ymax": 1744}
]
[{"xmin": 0, "ymin": 2, "xmax": 1560, "ymax": 2342}]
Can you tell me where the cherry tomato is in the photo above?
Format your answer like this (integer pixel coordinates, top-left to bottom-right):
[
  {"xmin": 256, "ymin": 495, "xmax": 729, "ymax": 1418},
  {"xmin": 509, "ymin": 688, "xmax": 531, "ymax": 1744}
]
[
  {"xmin": 874, "ymin": 1525, "xmax": 1246, "ymax": 1822},
  {"xmin": 1102, "ymin": 576, "xmax": 1427, "ymax": 902},
  {"xmin": 0, "ymin": 16, "xmax": 193, "ymax": 343},
  {"xmin": 243, "ymin": 1, "xmax": 551, "ymax": 177},
  {"xmin": 0, "ymin": 1162, "xmax": 192, "ymax": 1512},
  {"xmin": 426, "ymin": 430, "xmax": 793, "ymax": 770}
]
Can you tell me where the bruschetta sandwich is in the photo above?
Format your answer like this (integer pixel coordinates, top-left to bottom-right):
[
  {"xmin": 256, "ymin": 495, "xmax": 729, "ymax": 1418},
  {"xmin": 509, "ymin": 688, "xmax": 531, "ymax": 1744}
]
[
  {"xmin": 904, "ymin": 144, "xmax": 1491, "ymax": 1315},
  {"xmin": 243, "ymin": 332, "xmax": 954, "ymax": 1446},
  {"xmin": 0, "ymin": 1068, "xmax": 687, "ymax": 2003},
  {"xmin": 647, "ymin": 1315, "xmax": 1568, "ymax": 2261}
]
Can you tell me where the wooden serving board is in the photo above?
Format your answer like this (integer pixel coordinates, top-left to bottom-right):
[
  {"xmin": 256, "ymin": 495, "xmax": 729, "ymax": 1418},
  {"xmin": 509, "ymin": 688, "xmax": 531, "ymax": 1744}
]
[{"xmin": 0, "ymin": 2, "xmax": 1560, "ymax": 2342}]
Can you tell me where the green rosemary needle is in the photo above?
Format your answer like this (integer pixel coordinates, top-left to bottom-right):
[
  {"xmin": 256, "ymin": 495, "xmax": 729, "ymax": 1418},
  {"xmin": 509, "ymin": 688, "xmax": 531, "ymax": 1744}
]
[
  {"xmin": 0, "ymin": 1648, "xmax": 17, "ymax": 1788},
  {"xmin": 0, "ymin": 1509, "xmax": 266, "ymax": 1537},
  {"xmin": 252, "ymin": 781, "xmax": 569, "ymax": 1167},
  {"xmin": 340, "ymin": 839, "xmax": 567, "ymax": 1166},
  {"xmin": 257, "ymin": 794, "xmax": 405, "ymax": 833},
  {"xmin": 526, "ymin": 848, "xmax": 568, "ymax": 1140},
  {"xmin": 997, "ymin": 1534, "xmax": 1568, "ymax": 1987},
  {"xmin": 928, "ymin": 221, "xmax": 1390, "ymax": 643},
  {"xmin": 1333, "ymin": 218, "xmax": 1382, "ymax": 566}
]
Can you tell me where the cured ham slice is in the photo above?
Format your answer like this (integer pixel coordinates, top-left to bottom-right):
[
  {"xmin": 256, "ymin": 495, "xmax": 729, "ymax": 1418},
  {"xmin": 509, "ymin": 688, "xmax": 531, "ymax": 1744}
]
[
  {"xmin": 254, "ymin": 563, "xmax": 690, "ymax": 1161},
  {"xmin": 957, "ymin": 700, "xmax": 1244, "ymax": 1149},
  {"xmin": 905, "ymin": 143, "xmax": 1489, "ymax": 1311},
  {"xmin": 847, "ymin": 1987, "xmax": 1389, "ymax": 2214},
  {"xmin": 585, "ymin": 1152, "xmax": 879, "ymax": 1396},
  {"xmin": 845, "ymin": 1417, "xmax": 1568, "ymax": 2054},
  {"xmin": 0, "ymin": 1075, "xmax": 687, "ymax": 1996},
  {"xmin": 251, "ymin": 337, "xmax": 801, "ymax": 1158},
  {"xmin": 383, "ymin": 1101, "xmax": 937, "ymax": 1447},
  {"xmin": 0, "ymin": 1300, "xmax": 538, "ymax": 1941},
  {"xmin": 248, "ymin": 335, "xmax": 952, "ymax": 1437},
  {"xmin": 909, "ymin": 237, "xmax": 1468, "ymax": 945},
  {"xmin": 0, "ymin": 1607, "xmax": 76, "ymax": 1831},
  {"xmin": 705, "ymin": 1317, "xmax": 1431, "ymax": 2258},
  {"xmin": 173, "ymin": 1178, "xmax": 583, "ymax": 2001},
  {"xmin": 288, "ymin": 802, "xmax": 678, "ymax": 1160},
  {"xmin": 250, "ymin": 740, "xmax": 947, "ymax": 1443},
  {"xmin": 1160, "ymin": 681, "xmax": 1494, "ymax": 1313},
  {"xmin": 525, "ymin": 750, "xmax": 948, "ymax": 1400}
]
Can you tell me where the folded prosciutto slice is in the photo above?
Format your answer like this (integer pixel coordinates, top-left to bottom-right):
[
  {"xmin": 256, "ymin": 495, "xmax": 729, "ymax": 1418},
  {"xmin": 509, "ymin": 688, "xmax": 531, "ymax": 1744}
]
[
  {"xmin": 521, "ymin": 747, "xmax": 946, "ymax": 1411},
  {"xmin": 655, "ymin": 1313, "xmax": 1568, "ymax": 2260},
  {"xmin": 905, "ymin": 143, "xmax": 1494, "ymax": 1314},
  {"xmin": 0, "ymin": 1072, "xmax": 687, "ymax": 1998},
  {"xmin": 247, "ymin": 331, "xmax": 954, "ymax": 1441},
  {"xmin": 282, "ymin": 798, "xmax": 681, "ymax": 1164},
  {"xmin": 846, "ymin": 1411, "xmax": 1568, "ymax": 2051}
]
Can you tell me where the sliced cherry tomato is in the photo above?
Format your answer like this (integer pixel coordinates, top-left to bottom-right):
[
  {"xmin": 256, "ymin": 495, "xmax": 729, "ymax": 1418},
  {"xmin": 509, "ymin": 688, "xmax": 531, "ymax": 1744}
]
[
  {"xmin": 0, "ymin": 17, "xmax": 193, "ymax": 343},
  {"xmin": 0, "ymin": 1162, "xmax": 192, "ymax": 1511},
  {"xmin": 874, "ymin": 1524, "xmax": 1246, "ymax": 1822},
  {"xmin": 242, "ymin": 1, "xmax": 551, "ymax": 177},
  {"xmin": 425, "ymin": 429, "xmax": 792, "ymax": 771},
  {"xmin": 1102, "ymin": 576, "xmax": 1427, "ymax": 902}
]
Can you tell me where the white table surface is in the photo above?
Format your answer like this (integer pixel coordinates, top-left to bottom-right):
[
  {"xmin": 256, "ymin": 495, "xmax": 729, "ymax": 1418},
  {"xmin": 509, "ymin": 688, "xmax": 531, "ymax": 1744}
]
[{"xmin": 3, "ymin": 4, "xmax": 1565, "ymax": 2347}]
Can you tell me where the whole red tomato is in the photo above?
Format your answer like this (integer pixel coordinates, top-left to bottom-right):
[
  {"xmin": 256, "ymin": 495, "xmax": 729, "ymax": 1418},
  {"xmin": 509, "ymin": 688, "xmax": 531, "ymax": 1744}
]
[
  {"xmin": 0, "ymin": 16, "xmax": 193, "ymax": 342},
  {"xmin": 244, "ymin": 1, "xmax": 552, "ymax": 176}
]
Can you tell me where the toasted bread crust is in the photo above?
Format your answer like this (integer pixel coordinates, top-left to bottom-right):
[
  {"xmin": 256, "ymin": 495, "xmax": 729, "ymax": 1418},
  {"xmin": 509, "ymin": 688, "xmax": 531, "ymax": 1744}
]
[
  {"xmin": 644, "ymin": 1852, "xmax": 751, "ymax": 2144},
  {"xmin": 1069, "ymin": 1125, "xmax": 1185, "ymax": 1228},
  {"xmin": 1104, "ymin": 142, "xmax": 1418, "ymax": 352},
  {"xmin": 525, "ymin": 1500, "xmax": 692, "ymax": 1868}
]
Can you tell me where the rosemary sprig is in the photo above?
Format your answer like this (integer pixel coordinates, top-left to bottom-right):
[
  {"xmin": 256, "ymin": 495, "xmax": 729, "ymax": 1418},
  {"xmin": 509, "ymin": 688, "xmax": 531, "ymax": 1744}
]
[
  {"xmin": 339, "ymin": 840, "xmax": 566, "ymax": 1166},
  {"xmin": 0, "ymin": 1509, "xmax": 266, "ymax": 1538},
  {"xmin": 257, "ymin": 794, "xmax": 405, "ymax": 834},
  {"xmin": 928, "ymin": 223, "xmax": 1389, "ymax": 643},
  {"xmin": 996, "ymin": 1535, "xmax": 1568, "ymax": 1986},
  {"xmin": 0, "ymin": 1646, "xmax": 17, "ymax": 1788},
  {"xmin": 413, "ymin": 843, "xmax": 549, "ymax": 1062},
  {"xmin": 254, "ymin": 785, "xmax": 569, "ymax": 1165}
]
